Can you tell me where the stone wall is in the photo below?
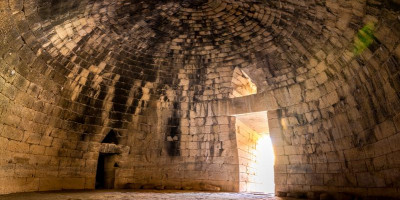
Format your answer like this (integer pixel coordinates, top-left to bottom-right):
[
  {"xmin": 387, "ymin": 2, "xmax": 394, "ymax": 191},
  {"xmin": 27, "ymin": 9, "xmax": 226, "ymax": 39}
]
[
  {"xmin": 0, "ymin": 0, "xmax": 174, "ymax": 193},
  {"xmin": 0, "ymin": 0, "xmax": 399, "ymax": 197},
  {"xmin": 236, "ymin": 119, "xmax": 265, "ymax": 192}
]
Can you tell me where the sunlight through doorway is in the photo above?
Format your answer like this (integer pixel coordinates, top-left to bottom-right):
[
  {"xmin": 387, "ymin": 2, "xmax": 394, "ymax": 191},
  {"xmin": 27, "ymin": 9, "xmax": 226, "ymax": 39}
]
[
  {"xmin": 251, "ymin": 134, "xmax": 275, "ymax": 193},
  {"xmin": 235, "ymin": 111, "xmax": 275, "ymax": 194}
]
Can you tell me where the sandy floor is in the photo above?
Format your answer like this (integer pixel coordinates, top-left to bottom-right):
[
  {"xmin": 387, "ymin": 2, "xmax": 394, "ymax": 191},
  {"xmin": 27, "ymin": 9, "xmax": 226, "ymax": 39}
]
[{"xmin": 0, "ymin": 190, "xmax": 291, "ymax": 200}]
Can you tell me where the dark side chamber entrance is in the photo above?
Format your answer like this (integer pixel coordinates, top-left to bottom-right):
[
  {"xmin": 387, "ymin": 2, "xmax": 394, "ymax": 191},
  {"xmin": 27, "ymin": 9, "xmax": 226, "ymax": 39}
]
[{"xmin": 95, "ymin": 153, "xmax": 117, "ymax": 189}]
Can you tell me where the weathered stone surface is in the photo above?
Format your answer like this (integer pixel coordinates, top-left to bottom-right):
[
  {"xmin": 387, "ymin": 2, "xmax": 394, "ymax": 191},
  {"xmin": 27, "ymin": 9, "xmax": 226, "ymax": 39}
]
[
  {"xmin": 332, "ymin": 193, "xmax": 353, "ymax": 200},
  {"xmin": 126, "ymin": 183, "xmax": 142, "ymax": 189},
  {"xmin": 306, "ymin": 191, "xmax": 322, "ymax": 200},
  {"xmin": 142, "ymin": 184, "xmax": 156, "ymax": 190},
  {"xmin": 276, "ymin": 191, "xmax": 287, "ymax": 197},
  {"xmin": 164, "ymin": 185, "xmax": 182, "ymax": 190},
  {"xmin": 0, "ymin": 190, "xmax": 279, "ymax": 200},
  {"xmin": 319, "ymin": 193, "xmax": 333, "ymax": 200},
  {"xmin": 0, "ymin": 0, "xmax": 399, "ymax": 198},
  {"xmin": 200, "ymin": 183, "xmax": 221, "ymax": 192},
  {"xmin": 287, "ymin": 192, "xmax": 306, "ymax": 198},
  {"xmin": 155, "ymin": 185, "xmax": 165, "ymax": 190}
]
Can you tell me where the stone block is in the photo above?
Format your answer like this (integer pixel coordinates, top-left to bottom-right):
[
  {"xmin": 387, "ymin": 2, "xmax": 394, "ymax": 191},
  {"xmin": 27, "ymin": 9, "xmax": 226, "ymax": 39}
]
[
  {"xmin": 388, "ymin": 133, "xmax": 400, "ymax": 152},
  {"xmin": 287, "ymin": 174, "xmax": 306, "ymax": 185},
  {"xmin": 1, "ymin": 125, "xmax": 24, "ymax": 141},
  {"xmin": 0, "ymin": 136, "xmax": 9, "ymax": 151},
  {"xmin": 40, "ymin": 136, "xmax": 53, "ymax": 147},
  {"xmin": 288, "ymin": 155, "xmax": 307, "ymax": 164},
  {"xmin": 14, "ymin": 164, "xmax": 35, "ymax": 177},
  {"xmin": 39, "ymin": 178, "xmax": 63, "ymax": 191},
  {"xmin": 287, "ymin": 164, "xmax": 315, "ymax": 173},
  {"xmin": 275, "ymin": 155, "xmax": 289, "ymax": 165},
  {"xmin": 200, "ymin": 183, "xmax": 221, "ymax": 191},
  {"xmin": 305, "ymin": 78, "xmax": 318, "ymax": 90},
  {"xmin": 0, "ymin": 177, "xmax": 39, "ymax": 194},
  {"xmin": 333, "ymin": 193, "xmax": 354, "ymax": 200},
  {"xmin": 216, "ymin": 116, "xmax": 229, "ymax": 125},
  {"xmin": 273, "ymin": 87, "xmax": 290, "ymax": 107},
  {"xmin": 29, "ymin": 144, "xmax": 46, "ymax": 155},
  {"xmin": 287, "ymin": 192, "xmax": 306, "ymax": 198},
  {"xmin": 375, "ymin": 120, "xmax": 397, "ymax": 140},
  {"xmin": 316, "ymin": 72, "xmax": 328, "ymax": 85},
  {"xmin": 275, "ymin": 174, "xmax": 288, "ymax": 185},
  {"xmin": 356, "ymin": 172, "xmax": 376, "ymax": 187},
  {"xmin": 319, "ymin": 91, "xmax": 339, "ymax": 108},
  {"xmin": 8, "ymin": 140, "xmax": 29, "ymax": 153},
  {"xmin": 320, "ymin": 193, "xmax": 334, "ymax": 200},
  {"xmin": 393, "ymin": 114, "xmax": 400, "ymax": 131},
  {"xmin": 284, "ymin": 145, "xmax": 299, "ymax": 155},
  {"xmin": 276, "ymin": 191, "xmax": 287, "ymax": 197},
  {"xmin": 306, "ymin": 191, "xmax": 322, "ymax": 200},
  {"xmin": 364, "ymin": 139, "xmax": 391, "ymax": 158},
  {"xmin": 2, "ymin": 83, "xmax": 17, "ymax": 100},
  {"xmin": 305, "ymin": 88, "xmax": 321, "ymax": 102},
  {"xmin": 45, "ymin": 147, "xmax": 58, "ymax": 156}
]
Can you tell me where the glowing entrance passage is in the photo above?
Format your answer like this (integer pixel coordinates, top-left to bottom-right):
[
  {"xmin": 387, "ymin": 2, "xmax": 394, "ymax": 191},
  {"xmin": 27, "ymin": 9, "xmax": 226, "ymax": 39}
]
[
  {"xmin": 235, "ymin": 111, "xmax": 275, "ymax": 194},
  {"xmin": 251, "ymin": 135, "xmax": 275, "ymax": 193}
]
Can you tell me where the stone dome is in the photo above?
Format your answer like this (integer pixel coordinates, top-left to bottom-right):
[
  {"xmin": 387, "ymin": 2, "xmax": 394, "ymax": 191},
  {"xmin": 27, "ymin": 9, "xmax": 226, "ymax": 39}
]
[{"xmin": 0, "ymin": 0, "xmax": 399, "ymax": 198}]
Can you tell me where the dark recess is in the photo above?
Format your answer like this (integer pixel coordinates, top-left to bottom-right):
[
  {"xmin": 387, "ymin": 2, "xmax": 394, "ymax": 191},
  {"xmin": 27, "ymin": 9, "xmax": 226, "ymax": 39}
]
[
  {"xmin": 95, "ymin": 153, "xmax": 105, "ymax": 189},
  {"xmin": 102, "ymin": 130, "xmax": 119, "ymax": 144},
  {"xmin": 166, "ymin": 111, "xmax": 181, "ymax": 156}
]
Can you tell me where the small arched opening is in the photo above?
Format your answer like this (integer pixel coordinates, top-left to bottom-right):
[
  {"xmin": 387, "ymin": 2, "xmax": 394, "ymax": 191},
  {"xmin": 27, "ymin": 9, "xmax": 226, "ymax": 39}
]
[
  {"xmin": 101, "ymin": 129, "xmax": 119, "ymax": 144},
  {"xmin": 229, "ymin": 67, "xmax": 258, "ymax": 98}
]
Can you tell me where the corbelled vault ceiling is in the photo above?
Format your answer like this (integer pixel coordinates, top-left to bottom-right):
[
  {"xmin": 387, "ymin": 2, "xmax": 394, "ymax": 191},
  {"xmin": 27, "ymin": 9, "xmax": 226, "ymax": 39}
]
[{"xmin": 0, "ymin": 0, "xmax": 400, "ymax": 198}]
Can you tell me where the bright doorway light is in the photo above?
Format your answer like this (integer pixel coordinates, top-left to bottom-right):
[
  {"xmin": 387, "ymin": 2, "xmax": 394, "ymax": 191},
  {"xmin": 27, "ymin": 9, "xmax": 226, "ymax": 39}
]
[
  {"xmin": 235, "ymin": 111, "xmax": 275, "ymax": 194},
  {"xmin": 250, "ymin": 134, "xmax": 275, "ymax": 193}
]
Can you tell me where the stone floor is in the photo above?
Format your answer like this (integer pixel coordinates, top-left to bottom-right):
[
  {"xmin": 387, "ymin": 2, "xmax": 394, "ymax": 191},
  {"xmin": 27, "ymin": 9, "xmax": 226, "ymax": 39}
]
[{"xmin": 0, "ymin": 190, "xmax": 292, "ymax": 200}]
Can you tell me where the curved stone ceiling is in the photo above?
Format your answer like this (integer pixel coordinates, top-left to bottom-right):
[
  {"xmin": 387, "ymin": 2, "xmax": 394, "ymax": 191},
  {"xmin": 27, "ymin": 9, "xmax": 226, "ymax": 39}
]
[
  {"xmin": 0, "ymin": 0, "xmax": 400, "ymax": 196},
  {"xmin": 3, "ymin": 0, "xmax": 396, "ymax": 87},
  {"xmin": 2, "ymin": 0, "xmax": 398, "ymax": 90}
]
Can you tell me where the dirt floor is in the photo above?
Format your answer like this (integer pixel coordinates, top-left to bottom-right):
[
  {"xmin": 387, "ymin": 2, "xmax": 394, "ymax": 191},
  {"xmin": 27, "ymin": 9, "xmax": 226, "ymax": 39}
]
[{"xmin": 0, "ymin": 190, "xmax": 293, "ymax": 200}]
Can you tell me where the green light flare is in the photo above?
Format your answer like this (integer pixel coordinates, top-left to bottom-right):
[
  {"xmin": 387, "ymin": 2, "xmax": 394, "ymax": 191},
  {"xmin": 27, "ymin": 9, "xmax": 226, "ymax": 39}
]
[{"xmin": 353, "ymin": 22, "xmax": 376, "ymax": 56}]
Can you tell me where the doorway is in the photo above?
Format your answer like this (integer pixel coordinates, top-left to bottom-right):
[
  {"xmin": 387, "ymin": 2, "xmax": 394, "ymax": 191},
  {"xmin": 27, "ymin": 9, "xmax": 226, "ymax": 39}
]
[
  {"xmin": 235, "ymin": 111, "xmax": 275, "ymax": 194},
  {"xmin": 95, "ymin": 153, "xmax": 118, "ymax": 189},
  {"xmin": 96, "ymin": 129, "xmax": 120, "ymax": 189}
]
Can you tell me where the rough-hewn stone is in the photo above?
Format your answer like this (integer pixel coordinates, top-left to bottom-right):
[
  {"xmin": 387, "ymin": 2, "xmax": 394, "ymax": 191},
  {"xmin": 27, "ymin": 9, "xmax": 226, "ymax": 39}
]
[{"xmin": 0, "ymin": 0, "xmax": 399, "ymax": 198}]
